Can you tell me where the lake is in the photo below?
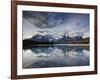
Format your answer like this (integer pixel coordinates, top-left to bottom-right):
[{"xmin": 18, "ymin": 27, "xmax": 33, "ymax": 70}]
[{"xmin": 22, "ymin": 45, "xmax": 89, "ymax": 69}]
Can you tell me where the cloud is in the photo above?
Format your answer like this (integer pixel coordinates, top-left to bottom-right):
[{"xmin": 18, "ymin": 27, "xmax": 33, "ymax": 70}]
[{"xmin": 23, "ymin": 11, "xmax": 89, "ymax": 39}]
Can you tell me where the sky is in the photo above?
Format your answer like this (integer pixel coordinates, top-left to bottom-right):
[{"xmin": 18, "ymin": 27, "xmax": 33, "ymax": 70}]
[{"xmin": 22, "ymin": 11, "xmax": 90, "ymax": 39}]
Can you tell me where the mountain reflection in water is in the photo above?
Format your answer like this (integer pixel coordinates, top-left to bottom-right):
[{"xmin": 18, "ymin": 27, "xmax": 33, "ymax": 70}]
[{"xmin": 23, "ymin": 45, "xmax": 89, "ymax": 69}]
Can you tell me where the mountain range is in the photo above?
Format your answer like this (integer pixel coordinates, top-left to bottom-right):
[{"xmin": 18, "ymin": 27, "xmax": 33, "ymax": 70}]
[{"xmin": 23, "ymin": 31, "xmax": 89, "ymax": 48}]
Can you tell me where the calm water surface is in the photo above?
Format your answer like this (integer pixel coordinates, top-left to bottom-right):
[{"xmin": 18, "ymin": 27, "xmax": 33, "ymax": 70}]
[{"xmin": 22, "ymin": 45, "xmax": 89, "ymax": 69}]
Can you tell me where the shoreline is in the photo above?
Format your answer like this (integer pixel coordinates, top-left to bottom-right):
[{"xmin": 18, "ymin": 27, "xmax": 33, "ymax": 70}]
[
  {"xmin": 54, "ymin": 44, "xmax": 89, "ymax": 46},
  {"xmin": 27, "ymin": 44, "xmax": 89, "ymax": 46}
]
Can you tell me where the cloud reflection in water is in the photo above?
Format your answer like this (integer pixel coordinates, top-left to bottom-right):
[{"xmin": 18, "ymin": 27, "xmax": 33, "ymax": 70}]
[{"xmin": 23, "ymin": 46, "xmax": 89, "ymax": 68}]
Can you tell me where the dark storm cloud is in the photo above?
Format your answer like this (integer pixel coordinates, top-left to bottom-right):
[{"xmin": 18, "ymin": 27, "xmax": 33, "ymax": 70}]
[
  {"xmin": 23, "ymin": 11, "xmax": 70, "ymax": 28},
  {"xmin": 23, "ymin": 11, "xmax": 48, "ymax": 28},
  {"xmin": 23, "ymin": 11, "xmax": 89, "ymax": 29}
]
